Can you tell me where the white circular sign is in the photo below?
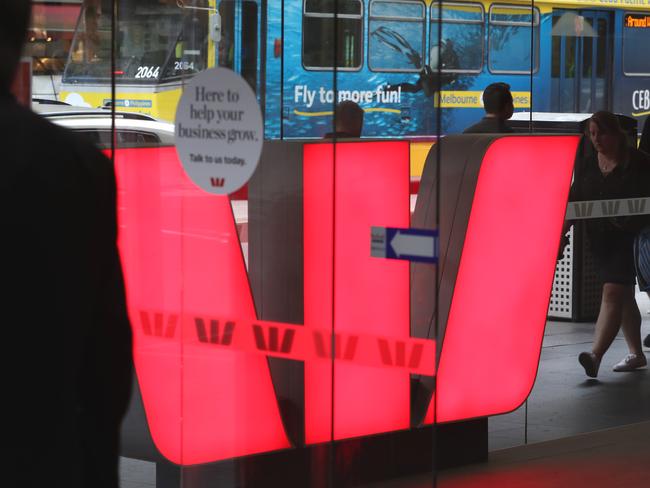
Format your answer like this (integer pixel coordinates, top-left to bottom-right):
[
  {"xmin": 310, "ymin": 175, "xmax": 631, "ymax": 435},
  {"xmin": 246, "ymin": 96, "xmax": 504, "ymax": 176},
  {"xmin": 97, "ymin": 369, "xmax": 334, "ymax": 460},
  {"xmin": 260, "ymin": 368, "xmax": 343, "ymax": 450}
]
[{"xmin": 175, "ymin": 68, "xmax": 263, "ymax": 195}]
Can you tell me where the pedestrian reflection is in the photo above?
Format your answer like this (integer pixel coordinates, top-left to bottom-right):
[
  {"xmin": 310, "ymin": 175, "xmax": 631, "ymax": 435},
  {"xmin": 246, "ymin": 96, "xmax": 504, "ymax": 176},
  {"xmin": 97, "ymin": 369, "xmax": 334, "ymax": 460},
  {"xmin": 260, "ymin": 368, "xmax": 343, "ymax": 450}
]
[{"xmin": 570, "ymin": 112, "xmax": 650, "ymax": 377}]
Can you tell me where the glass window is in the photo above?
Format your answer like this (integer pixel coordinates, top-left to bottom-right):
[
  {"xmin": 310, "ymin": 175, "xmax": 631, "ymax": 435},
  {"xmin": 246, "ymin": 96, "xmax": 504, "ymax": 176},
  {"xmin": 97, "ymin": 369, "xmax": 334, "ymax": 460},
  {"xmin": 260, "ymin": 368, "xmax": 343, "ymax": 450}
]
[
  {"xmin": 369, "ymin": 1, "xmax": 425, "ymax": 72},
  {"xmin": 304, "ymin": 0, "xmax": 363, "ymax": 15},
  {"xmin": 565, "ymin": 36, "xmax": 576, "ymax": 79},
  {"xmin": 162, "ymin": 6, "xmax": 210, "ymax": 82},
  {"xmin": 215, "ymin": 1, "xmax": 259, "ymax": 92},
  {"xmin": 551, "ymin": 16, "xmax": 560, "ymax": 78},
  {"xmin": 303, "ymin": 0, "xmax": 363, "ymax": 70},
  {"xmin": 488, "ymin": 4, "xmax": 539, "ymax": 74},
  {"xmin": 218, "ymin": 1, "xmax": 235, "ymax": 70},
  {"xmin": 64, "ymin": 0, "xmax": 209, "ymax": 83},
  {"xmin": 582, "ymin": 31, "xmax": 593, "ymax": 78},
  {"xmin": 26, "ymin": 2, "xmax": 82, "ymax": 76},
  {"xmin": 622, "ymin": 13, "xmax": 650, "ymax": 75},
  {"xmin": 429, "ymin": 2, "xmax": 484, "ymax": 73},
  {"xmin": 241, "ymin": 1, "xmax": 259, "ymax": 91},
  {"xmin": 596, "ymin": 18, "xmax": 608, "ymax": 78}
]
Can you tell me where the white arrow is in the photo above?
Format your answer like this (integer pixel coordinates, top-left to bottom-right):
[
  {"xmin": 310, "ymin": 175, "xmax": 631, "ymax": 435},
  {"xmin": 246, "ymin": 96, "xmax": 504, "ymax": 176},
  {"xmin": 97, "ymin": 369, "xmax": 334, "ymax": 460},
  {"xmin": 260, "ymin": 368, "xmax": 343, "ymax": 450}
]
[{"xmin": 390, "ymin": 232, "xmax": 436, "ymax": 258}]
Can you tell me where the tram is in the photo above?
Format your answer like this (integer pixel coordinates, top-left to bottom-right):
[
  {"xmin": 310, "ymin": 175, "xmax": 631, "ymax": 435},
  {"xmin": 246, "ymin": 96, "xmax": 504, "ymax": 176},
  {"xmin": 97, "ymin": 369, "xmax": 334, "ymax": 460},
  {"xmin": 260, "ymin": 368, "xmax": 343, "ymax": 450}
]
[{"xmin": 60, "ymin": 0, "xmax": 650, "ymax": 137}]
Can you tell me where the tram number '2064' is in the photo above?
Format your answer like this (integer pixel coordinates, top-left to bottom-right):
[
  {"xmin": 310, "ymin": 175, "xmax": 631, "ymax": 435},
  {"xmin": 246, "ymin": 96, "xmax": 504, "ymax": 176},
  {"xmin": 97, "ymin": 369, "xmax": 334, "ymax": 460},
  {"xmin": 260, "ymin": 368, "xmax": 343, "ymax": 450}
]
[
  {"xmin": 175, "ymin": 61, "xmax": 195, "ymax": 71},
  {"xmin": 632, "ymin": 90, "xmax": 650, "ymax": 111},
  {"xmin": 135, "ymin": 66, "xmax": 160, "ymax": 79}
]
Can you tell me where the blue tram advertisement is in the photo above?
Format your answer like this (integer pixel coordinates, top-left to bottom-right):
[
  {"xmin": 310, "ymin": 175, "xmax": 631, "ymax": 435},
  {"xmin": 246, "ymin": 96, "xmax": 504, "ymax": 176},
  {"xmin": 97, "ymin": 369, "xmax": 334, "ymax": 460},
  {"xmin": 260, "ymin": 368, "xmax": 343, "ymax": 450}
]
[{"xmin": 61, "ymin": 0, "xmax": 650, "ymax": 138}]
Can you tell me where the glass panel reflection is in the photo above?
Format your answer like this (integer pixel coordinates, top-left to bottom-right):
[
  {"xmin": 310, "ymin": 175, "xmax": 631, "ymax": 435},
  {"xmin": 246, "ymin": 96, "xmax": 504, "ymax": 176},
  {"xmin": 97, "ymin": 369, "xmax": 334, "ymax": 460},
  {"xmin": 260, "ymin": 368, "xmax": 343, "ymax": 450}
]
[{"xmin": 23, "ymin": 0, "xmax": 650, "ymax": 485}]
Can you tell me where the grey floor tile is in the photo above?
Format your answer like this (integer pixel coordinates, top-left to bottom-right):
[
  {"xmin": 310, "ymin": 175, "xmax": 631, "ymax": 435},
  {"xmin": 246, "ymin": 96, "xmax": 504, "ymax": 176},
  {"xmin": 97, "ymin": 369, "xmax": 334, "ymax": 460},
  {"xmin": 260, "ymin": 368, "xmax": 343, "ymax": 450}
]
[
  {"xmin": 489, "ymin": 302, "xmax": 650, "ymax": 451},
  {"xmin": 119, "ymin": 457, "xmax": 155, "ymax": 487}
]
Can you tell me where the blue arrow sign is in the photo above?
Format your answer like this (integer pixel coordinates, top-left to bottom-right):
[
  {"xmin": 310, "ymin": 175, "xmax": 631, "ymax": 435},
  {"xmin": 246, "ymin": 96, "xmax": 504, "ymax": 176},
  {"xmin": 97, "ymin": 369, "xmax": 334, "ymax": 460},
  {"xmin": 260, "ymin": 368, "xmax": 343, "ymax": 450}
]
[{"xmin": 371, "ymin": 226, "xmax": 439, "ymax": 264}]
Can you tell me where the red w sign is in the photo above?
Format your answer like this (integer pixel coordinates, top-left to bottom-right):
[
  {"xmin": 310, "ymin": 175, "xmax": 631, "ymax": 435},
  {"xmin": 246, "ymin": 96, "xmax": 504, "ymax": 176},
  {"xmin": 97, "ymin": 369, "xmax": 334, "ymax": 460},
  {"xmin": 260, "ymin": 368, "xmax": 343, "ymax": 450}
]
[{"xmin": 115, "ymin": 137, "xmax": 577, "ymax": 465}]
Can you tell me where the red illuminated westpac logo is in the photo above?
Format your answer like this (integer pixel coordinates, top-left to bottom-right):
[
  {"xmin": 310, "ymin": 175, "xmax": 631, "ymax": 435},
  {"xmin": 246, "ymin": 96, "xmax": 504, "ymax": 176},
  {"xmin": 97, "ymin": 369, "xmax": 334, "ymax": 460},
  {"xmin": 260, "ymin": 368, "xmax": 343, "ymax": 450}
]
[{"xmin": 115, "ymin": 137, "xmax": 577, "ymax": 465}]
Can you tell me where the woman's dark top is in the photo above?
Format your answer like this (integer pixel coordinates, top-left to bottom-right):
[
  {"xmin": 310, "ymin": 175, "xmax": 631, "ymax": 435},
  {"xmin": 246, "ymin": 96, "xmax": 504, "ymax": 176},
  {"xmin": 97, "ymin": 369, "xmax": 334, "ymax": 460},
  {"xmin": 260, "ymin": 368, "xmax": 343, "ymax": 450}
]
[
  {"xmin": 463, "ymin": 117, "xmax": 514, "ymax": 134},
  {"xmin": 570, "ymin": 148, "xmax": 650, "ymax": 283}
]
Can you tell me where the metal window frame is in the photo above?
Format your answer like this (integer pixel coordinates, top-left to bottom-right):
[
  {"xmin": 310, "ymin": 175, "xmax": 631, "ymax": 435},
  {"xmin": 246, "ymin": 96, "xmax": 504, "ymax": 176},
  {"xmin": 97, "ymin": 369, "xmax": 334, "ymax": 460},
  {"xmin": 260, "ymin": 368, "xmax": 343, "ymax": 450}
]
[
  {"xmin": 368, "ymin": 0, "xmax": 426, "ymax": 73},
  {"xmin": 302, "ymin": 0, "xmax": 365, "ymax": 71},
  {"xmin": 429, "ymin": 2, "xmax": 485, "ymax": 74}
]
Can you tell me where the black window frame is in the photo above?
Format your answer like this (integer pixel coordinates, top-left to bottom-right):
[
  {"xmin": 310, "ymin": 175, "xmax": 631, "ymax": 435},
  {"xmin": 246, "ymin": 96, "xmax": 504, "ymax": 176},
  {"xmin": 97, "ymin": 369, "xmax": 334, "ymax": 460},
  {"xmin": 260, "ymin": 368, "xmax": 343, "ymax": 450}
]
[
  {"xmin": 622, "ymin": 11, "xmax": 650, "ymax": 77},
  {"xmin": 302, "ymin": 0, "xmax": 365, "ymax": 71}
]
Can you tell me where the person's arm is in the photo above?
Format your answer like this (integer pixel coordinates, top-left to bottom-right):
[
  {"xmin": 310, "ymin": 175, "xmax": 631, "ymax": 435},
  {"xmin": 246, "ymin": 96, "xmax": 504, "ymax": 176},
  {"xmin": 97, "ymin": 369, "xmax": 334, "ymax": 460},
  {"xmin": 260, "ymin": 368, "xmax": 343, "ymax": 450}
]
[
  {"xmin": 557, "ymin": 169, "xmax": 581, "ymax": 260},
  {"xmin": 557, "ymin": 221, "xmax": 572, "ymax": 261},
  {"xmin": 621, "ymin": 150, "xmax": 650, "ymax": 232}
]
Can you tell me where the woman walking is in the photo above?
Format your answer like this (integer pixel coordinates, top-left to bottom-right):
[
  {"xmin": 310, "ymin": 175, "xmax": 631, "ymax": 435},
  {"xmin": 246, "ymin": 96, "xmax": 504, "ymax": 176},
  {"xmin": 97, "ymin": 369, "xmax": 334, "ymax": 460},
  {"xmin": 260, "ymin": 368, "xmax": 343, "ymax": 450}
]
[{"xmin": 574, "ymin": 112, "xmax": 650, "ymax": 377}]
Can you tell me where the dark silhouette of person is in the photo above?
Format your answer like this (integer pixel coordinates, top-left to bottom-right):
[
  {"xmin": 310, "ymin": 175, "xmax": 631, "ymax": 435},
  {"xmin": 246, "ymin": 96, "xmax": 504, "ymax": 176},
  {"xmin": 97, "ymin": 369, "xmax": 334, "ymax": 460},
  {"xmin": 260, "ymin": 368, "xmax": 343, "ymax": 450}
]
[
  {"xmin": 2, "ymin": 2, "xmax": 132, "ymax": 486},
  {"xmin": 638, "ymin": 118, "xmax": 650, "ymax": 349},
  {"xmin": 464, "ymin": 82, "xmax": 515, "ymax": 133},
  {"xmin": 324, "ymin": 100, "xmax": 364, "ymax": 139}
]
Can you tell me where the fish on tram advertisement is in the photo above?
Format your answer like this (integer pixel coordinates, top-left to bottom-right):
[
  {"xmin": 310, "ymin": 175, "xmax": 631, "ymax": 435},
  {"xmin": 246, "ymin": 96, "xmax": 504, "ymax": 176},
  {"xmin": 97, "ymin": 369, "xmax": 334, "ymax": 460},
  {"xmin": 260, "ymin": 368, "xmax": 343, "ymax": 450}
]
[{"xmin": 56, "ymin": 0, "xmax": 649, "ymax": 139}]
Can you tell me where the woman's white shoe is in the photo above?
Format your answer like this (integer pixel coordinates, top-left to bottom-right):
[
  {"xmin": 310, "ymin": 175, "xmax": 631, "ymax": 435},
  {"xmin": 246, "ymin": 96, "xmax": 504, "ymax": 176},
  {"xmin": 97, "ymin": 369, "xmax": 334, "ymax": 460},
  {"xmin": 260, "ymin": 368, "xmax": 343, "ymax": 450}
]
[{"xmin": 612, "ymin": 353, "xmax": 647, "ymax": 372}]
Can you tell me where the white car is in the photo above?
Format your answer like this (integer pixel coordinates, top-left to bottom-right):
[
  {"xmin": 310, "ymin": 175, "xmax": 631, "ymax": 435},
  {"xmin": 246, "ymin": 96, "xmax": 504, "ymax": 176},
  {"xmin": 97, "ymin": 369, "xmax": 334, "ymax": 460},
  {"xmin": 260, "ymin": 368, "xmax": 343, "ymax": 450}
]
[{"xmin": 32, "ymin": 99, "xmax": 175, "ymax": 147}]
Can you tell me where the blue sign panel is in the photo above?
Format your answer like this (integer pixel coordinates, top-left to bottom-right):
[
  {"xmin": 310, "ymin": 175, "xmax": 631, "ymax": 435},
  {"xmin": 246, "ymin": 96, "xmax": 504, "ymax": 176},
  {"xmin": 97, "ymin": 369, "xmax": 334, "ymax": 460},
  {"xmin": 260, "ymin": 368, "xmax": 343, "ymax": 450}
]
[{"xmin": 371, "ymin": 227, "xmax": 439, "ymax": 264}]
